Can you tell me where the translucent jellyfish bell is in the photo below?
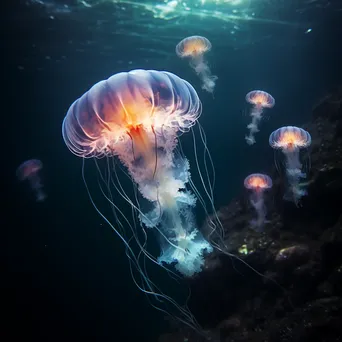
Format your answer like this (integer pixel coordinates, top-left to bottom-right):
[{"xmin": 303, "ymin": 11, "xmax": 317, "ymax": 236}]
[
  {"xmin": 176, "ymin": 35, "xmax": 212, "ymax": 58},
  {"xmin": 244, "ymin": 173, "xmax": 273, "ymax": 191},
  {"xmin": 246, "ymin": 90, "xmax": 275, "ymax": 109},
  {"xmin": 176, "ymin": 36, "xmax": 218, "ymax": 93},
  {"xmin": 269, "ymin": 126, "xmax": 311, "ymax": 151},
  {"xmin": 62, "ymin": 69, "xmax": 202, "ymax": 160}
]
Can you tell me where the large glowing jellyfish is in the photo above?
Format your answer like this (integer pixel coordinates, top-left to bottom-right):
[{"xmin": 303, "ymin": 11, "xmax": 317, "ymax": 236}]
[
  {"xmin": 244, "ymin": 173, "xmax": 272, "ymax": 231},
  {"xmin": 17, "ymin": 159, "xmax": 46, "ymax": 202},
  {"xmin": 62, "ymin": 69, "xmax": 213, "ymax": 329},
  {"xmin": 176, "ymin": 36, "xmax": 218, "ymax": 93},
  {"xmin": 245, "ymin": 90, "xmax": 275, "ymax": 145},
  {"xmin": 269, "ymin": 126, "xmax": 311, "ymax": 206}
]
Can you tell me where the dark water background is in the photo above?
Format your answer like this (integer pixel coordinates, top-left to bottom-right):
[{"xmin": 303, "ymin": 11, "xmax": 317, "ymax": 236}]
[{"xmin": 3, "ymin": 1, "xmax": 342, "ymax": 341}]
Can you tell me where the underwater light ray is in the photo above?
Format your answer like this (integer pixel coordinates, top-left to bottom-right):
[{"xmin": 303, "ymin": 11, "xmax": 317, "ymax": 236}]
[{"xmin": 108, "ymin": 0, "xmax": 302, "ymax": 26}]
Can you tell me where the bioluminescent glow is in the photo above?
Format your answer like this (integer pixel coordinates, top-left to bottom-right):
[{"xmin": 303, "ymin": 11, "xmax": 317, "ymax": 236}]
[
  {"xmin": 244, "ymin": 173, "xmax": 272, "ymax": 231},
  {"xmin": 245, "ymin": 90, "xmax": 275, "ymax": 145},
  {"xmin": 269, "ymin": 126, "xmax": 311, "ymax": 206},
  {"xmin": 25, "ymin": 0, "xmax": 323, "ymax": 56},
  {"xmin": 62, "ymin": 69, "xmax": 216, "ymax": 330},
  {"xmin": 176, "ymin": 36, "xmax": 217, "ymax": 93}
]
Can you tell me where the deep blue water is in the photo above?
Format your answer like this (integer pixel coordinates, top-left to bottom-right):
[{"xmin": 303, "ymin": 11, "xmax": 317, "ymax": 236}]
[{"xmin": 3, "ymin": 1, "xmax": 342, "ymax": 341}]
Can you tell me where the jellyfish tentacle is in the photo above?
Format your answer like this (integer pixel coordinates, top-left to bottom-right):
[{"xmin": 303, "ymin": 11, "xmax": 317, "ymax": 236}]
[
  {"xmin": 245, "ymin": 90, "xmax": 275, "ymax": 145},
  {"xmin": 269, "ymin": 126, "xmax": 311, "ymax": 206},
  {"xmin": 62, "ymin": 69, "xmax": 214, "ymax": 333},
  {"xmin": 176, "ymin": 36, "xmax": 217, "ymax": 93}
]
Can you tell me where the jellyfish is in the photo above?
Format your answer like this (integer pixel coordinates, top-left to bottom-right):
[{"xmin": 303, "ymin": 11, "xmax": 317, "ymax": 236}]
[
  {"xmin": 62, "ymin": 69, "xmax": 213, "ymax": 330},
  {"xmin": 244, "ymin": 173, "xmax": 272, "ymax": 231},
  {"xmin": 176, "ymin": 36, "xmax": 218, "ymax": 93},
  {"xmin": 16, "ymin": 159, "xmax": 46, "ymax": 202},
  {"xmin": 269, "ymin": 126, "xmax": 311, "ymax": 206},
  {"xmin": 245, "ymin": 90, "xmax": 275, "ymax": 145}
]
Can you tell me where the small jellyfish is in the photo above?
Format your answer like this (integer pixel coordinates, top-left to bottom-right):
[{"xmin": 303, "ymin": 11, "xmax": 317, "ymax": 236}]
[
  {"xmin": 17, "ymin": 159, "xmax": 46, "ymax": 202},
  {"xmin": 269, "ymin": 126, "xmax": 311, "ymax": 206},
  {"xmin": 244, "ymin": 173, "xmax": 272, "ymax": 231},
  {"xmin": 176, "ymin": 35, "xmax": 218, "ymax": 93},
  {"xmin": 245, "ymin": 90, "xmax": 275, "ymax": 145}
]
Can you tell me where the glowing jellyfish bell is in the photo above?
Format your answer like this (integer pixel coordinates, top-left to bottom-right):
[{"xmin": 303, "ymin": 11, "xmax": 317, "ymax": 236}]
[
  {"xmin": 62, "ymin": 69, "xmax": 212, "ymax": 331},
  {"xmin": 244, "ymin": 173, "xmax": 273, "ymax": 192},
  {"xmin": 269, "ymin": 125, "xmax": 311, "ymax": 151},
  {"xmin": 269, "ymin": 126, "xmax": 311, "ymax": 205},
  {"xmin": 244, "ymin": 173, "xmax": 272, "ymax": 231},
  {"xmin": 176, "ymin": 35, "xmax": 212, "ymax": 58},
  {"xmin": 63, "ymin": 69, "xmax": 202, "ymax": 202},
  {"xmin": 176, "ymin": 35, "xmax": 218, "ymax": 93},
  {"xmin": 246, "ymin": 90, "xmax": 275, "ymax": 110},
  {"xmin": 244, "ymin": 90, "xmax": 275, "ymax": 145}
]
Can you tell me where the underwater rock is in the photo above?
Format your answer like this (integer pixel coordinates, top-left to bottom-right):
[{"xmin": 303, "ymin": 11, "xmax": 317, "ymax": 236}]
[
  {"xmin": 269, "ymin": 297, "xmax": 342, "ymax": 342},
  {"xmin": 217, "ymin": 315, "xmax": 241, "ymax": 331},
  {"xmin": 313, "ymin": 86, "xmax": 342, "ymax": 122},
  {"xmin": 274, "ymin": 244, "xmax": 310, "ymax": 268},
  {"xmin": 162, "ymin": 86, "xmax": 342, "ymax": 342},
  {"xmin": 202, "ymin": 254, "xmax": 222, "ymax": 272},
  {"xmin": 158, "ymin": 332, "xmax": 184, "ymax": 342}
]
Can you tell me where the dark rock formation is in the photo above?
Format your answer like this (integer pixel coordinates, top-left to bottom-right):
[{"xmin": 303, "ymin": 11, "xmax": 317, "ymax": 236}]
[{"xmin": 160, "ymin": 87, "xmax": 342, "ymax": 341}]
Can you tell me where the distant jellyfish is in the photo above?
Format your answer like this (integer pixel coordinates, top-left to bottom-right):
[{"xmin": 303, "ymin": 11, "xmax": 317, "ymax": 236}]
[
  {"xmin": 269, "ymin": 126, "xmax": 311, "ymax": 206},
  {"xmin": 176, "ymin": 35, "xmax": 218, "ymax": 93},
  {"xmin": 17, "ymin": 159, "xmax": 46, "ymax": 202},
  {"xmin": 244, "ymin": 173, "xmax": 272, "ymax": 231},
  {"xmin": 245, "ymin": 90, "xmax": 275, "ymax": 145}
]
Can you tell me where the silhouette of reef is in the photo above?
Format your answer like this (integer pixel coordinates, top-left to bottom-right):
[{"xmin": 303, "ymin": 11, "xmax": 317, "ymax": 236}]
[{"xmin": 160, "ymin": 87, "xmax": 342, "ymax": 342}]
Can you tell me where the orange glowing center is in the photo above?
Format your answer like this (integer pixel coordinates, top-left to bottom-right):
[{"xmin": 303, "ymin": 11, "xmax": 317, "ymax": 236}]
[
  {"xmin": 251, "ymin": 94, "xmax": 268, "ymax": 106},
  {"xmin": 100, "ymin": 93, "xmax": 157, "ymax": 156},
  {"xmin": 278, "ymin": 131, "xmax": 304, "ymax": 148},
  {"xmin": 183, "ymin": 41, "xmax": 207, "ymax": 55},
  {"xmin": 248, "ymin": 177, "xmax": 268, "ymax": 189}
]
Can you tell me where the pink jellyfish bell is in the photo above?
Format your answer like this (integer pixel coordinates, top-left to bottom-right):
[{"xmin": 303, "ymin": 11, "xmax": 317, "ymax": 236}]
[{"xmin": 244, "ymin": 173, "xmax": 272, "ymax": 231}]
